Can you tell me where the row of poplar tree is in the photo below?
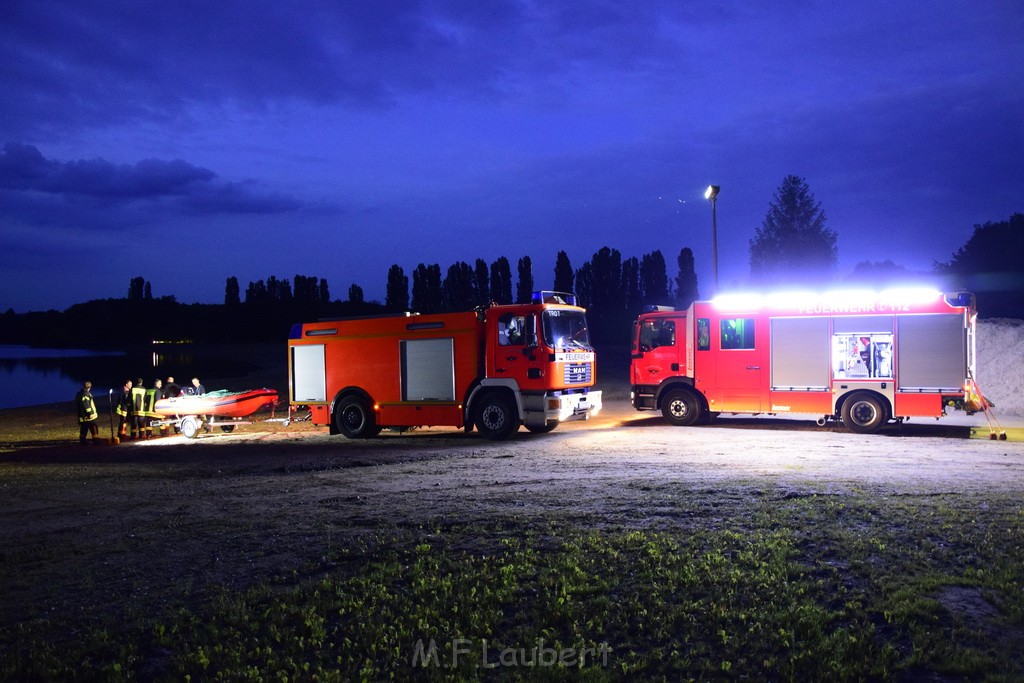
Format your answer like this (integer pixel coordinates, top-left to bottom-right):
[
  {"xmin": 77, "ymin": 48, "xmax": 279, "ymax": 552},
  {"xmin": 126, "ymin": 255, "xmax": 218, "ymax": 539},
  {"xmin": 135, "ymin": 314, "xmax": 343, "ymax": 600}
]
[{"xmin": 223, "ymin": 247, "xmax": 701, "ymax": 344}]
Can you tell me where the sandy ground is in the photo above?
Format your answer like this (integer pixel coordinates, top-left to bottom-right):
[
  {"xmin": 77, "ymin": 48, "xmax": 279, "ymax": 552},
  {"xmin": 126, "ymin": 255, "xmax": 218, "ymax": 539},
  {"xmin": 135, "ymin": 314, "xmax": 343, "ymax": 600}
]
[{"xmin": 1, "ymin": 385, "xmax": 1022, "ymax": 639}]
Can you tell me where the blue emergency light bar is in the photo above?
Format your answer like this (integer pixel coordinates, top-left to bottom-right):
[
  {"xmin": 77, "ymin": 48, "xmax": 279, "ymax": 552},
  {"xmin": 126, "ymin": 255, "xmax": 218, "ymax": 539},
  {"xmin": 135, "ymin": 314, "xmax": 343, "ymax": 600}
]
[{"xmin": 532, "ymin": 291, "xmax": 577, "ymax": 306}]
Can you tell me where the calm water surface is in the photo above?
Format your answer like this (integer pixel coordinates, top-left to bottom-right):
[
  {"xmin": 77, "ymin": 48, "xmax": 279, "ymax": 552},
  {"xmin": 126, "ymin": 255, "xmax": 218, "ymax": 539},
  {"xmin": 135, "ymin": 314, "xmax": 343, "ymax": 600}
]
[{"xmin": 0, "ymin": 345, "xmax": 260, "ymax": 409}]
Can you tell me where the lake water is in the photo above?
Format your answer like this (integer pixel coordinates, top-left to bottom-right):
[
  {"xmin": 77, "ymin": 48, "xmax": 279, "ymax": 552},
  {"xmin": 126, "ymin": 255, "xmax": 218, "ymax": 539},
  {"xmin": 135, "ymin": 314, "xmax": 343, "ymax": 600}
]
[{"xmin": 0, "ymin": 345, "xmax": 261, "ymax": 410}]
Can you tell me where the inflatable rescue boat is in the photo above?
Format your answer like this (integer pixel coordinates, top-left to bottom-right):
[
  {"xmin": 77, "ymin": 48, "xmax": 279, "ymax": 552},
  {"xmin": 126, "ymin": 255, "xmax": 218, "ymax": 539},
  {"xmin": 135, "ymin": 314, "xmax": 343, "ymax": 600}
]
[{"xmin": 153, "ymin": 388, "xmax": 279, "ymax": 419}]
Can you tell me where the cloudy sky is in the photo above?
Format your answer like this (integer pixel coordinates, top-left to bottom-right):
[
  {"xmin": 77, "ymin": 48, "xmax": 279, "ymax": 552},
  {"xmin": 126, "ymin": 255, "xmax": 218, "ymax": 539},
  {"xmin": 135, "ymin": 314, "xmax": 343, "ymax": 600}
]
[{"xmin": 2, "ymin": 1, "xmax": 1022, "ymax": 313}]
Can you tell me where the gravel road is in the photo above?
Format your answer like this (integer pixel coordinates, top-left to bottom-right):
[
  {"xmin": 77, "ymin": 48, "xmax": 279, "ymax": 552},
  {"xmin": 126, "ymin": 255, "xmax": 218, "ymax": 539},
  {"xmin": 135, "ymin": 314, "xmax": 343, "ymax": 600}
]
[{"xmin": 1, "ymin": 390, "xmax": 1021, "ymax": 636}]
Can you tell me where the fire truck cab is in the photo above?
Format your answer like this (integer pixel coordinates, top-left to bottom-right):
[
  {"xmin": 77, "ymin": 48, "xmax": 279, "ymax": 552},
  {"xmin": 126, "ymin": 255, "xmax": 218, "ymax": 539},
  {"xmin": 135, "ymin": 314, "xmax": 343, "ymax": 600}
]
[
  {"xmin": 630, "ymin": 289, "xmax": 979, "ymax": 434},
  {"xmin": 288, "ymin": 292, "xmax": 601, "ymax": 439}
]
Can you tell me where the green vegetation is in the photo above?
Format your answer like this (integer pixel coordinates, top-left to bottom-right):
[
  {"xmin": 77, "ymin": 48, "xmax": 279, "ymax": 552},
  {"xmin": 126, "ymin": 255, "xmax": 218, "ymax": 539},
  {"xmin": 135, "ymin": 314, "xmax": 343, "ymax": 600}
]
[{"xmin": 3, "ymin": 492, "xmax": 1022, "ymax": 680}]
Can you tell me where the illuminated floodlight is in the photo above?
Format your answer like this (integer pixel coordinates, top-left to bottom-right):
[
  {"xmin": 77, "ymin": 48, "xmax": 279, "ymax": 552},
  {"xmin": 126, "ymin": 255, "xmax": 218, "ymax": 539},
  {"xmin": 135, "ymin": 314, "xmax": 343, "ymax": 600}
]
[
  {"xmin": 819, "ymin": 289, "xmax": 876, "ymax": 307},
  {"xmin": 704, "ymin": 185, "xmax": 720, "ymax": 200},
  {"xmin": 750, "ymin": 287, "xmax": 943, "ymax": 311},
  {"xmin": 765, "ymin": 290, "xmax": 818, "ymax": 309},
  {"xmin": 711, "ymin": 293, "xmax": 763, "ymax": 311},
  {"xmin": 879, "ymin": 287, "xmax": 942, "ymax": 306}
]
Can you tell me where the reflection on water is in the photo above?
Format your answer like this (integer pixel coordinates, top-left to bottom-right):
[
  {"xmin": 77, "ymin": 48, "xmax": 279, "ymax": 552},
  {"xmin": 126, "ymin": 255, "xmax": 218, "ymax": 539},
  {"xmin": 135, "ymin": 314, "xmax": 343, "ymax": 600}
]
[{"xmin": 0, "ymin": 345, "xmax": 259, "ymax": 410}]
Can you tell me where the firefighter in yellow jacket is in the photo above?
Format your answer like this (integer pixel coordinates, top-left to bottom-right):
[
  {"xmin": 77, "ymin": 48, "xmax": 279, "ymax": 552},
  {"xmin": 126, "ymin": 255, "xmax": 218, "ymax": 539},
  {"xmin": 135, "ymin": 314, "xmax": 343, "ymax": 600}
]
[
  {"xmin": 75, "ymin": 381, "xmax": 100, "ymax": 444},
  {"xmin": 130, "ymin": 378, "xmax": 146, "ymax": 439},
  {"xmin": 143, "ymin": 378, "xmax": 164, "ymax": 437}
]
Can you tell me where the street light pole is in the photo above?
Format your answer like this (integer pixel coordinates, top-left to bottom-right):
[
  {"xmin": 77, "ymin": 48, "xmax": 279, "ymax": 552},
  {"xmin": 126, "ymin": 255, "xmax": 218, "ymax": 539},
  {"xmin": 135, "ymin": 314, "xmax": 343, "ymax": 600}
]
[{"xmin": 704, "ymin": 185, "xmax": 720, "ymax": 292}]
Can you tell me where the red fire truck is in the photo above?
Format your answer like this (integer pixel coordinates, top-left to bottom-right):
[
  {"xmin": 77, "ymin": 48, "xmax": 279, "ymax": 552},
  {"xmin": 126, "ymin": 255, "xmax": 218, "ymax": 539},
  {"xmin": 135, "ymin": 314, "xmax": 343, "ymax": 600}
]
[
  {"xmin": 630, "ymin": 288, "xmax": 983, "ymax": 434},
  {"xmin": 288, "ymin": 292, "xmax": 601, "ymax": 439}
]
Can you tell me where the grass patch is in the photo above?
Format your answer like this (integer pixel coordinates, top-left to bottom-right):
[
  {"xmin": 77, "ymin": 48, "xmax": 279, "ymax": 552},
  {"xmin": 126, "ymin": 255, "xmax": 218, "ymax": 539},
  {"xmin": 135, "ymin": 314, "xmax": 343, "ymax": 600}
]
[
  {"xmin": 969, "ymin": 425, "xmax": 1022, "ymax": 441},
  {"xmin": 3, "ymin": 492, "xmax": 1023, "ymax": 680}
]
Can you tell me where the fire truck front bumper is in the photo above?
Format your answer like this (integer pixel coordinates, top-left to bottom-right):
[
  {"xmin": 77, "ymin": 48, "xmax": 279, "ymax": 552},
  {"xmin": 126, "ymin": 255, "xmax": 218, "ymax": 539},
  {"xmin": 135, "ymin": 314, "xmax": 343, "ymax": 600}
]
[
  {"xmin": 521, "ymin": 391, "xmax": 602, "ymax": 428},
  {"xmin": 551, "ymin": 391, "xmax": 602, "ymax": 423}
]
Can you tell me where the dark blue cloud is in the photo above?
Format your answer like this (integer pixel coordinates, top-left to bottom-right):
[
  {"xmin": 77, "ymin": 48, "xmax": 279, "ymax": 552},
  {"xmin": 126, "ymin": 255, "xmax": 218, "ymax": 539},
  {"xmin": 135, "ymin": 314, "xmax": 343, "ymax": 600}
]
[
  {"xmin": 0, "ymin": 0, "xmax": 705, "ymax": 136},
  {"xmin": 0, "ymin": 143, "xmax": 300, "ymax": 216},
  {"xmin": 0, "ymin": 1, "xmax": 1021, "ymax": 313}
]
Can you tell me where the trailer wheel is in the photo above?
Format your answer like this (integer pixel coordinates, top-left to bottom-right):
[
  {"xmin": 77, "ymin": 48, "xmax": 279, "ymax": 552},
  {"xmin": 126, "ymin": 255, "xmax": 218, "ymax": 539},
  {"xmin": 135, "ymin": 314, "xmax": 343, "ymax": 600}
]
[
  {"xmin": 525, "ymin": 419, "xmax": 558, "ymax": 434},
  {"xmin": 180, "ymin": 416, "xmax": 200, "ymax": 439},
  {"xmin": 475, "ymin": 394, "xmax": 518, "ymax": 440},
  {"xmin": 841, "ymin": 392, "xmax": 887, "ymax": 434},
  {"xmin": 336, "ymin": 396, "xmax": 381, "ymax": 438},
  {"xmin": 661, "ymin": 388, "xmax": 703, "ymax": 426}
]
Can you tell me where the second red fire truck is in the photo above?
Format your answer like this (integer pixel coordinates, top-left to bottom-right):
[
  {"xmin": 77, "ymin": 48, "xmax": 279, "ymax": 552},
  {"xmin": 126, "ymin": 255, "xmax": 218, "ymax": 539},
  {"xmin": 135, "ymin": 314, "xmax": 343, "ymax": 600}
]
[
  {"xmin": 630, "ymin": 288, "xmax": 983, "ymax": 434},
  {"xmin": 288, "ymin": 292, "xmax": 601, "ymax": 439}
]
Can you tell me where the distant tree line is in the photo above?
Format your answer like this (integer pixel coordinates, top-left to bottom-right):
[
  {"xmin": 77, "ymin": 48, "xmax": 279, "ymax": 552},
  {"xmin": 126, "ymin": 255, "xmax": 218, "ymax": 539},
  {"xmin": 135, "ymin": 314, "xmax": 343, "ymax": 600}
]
[
  {"xmin": 0, "ymin": 245, "xmax": 700, "ymax": 347},
  {"xmin": 0, "ymin": 274, "xmax": 385, "ymax": 347},
  {"xmin": 377, "ymin": 248, "xmax": 700, "ymax": 344},
  {"xmin": 1, "ymin": 176, "xmax": 1020, "ymax": 347}
]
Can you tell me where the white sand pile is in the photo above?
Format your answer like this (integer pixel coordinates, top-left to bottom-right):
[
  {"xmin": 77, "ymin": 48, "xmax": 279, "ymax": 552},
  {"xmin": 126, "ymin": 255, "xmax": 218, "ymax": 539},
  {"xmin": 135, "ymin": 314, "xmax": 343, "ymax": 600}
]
[{"xmin": 976, "ymin": 319, "xmax": 1024, "ymax": 416}]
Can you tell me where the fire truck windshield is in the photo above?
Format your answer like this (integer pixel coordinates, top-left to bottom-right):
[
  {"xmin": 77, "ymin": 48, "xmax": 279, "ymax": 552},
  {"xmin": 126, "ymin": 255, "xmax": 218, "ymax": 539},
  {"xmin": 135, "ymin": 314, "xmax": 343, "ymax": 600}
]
[{"xmin": 542, "ymin": 310, "xmax": 592, "ymax": 350}]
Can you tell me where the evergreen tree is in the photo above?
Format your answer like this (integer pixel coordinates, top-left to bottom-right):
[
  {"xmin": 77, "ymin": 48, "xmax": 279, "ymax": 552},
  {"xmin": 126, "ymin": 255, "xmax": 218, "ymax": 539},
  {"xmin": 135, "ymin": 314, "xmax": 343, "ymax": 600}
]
[
  {"xmin": 553, "ymin": 250, "xmax": 574, "ymax": 293},
  {"xmin": 143, "ymin": 281, "xmax": 153, "ymax": 300},
  {"xmin": 622, "ymin": 256, "xmax": 641, "ymax": 317},
  {"xmin": 293, "ymin": 275, "xmax": 318, "ymax": 304},
  {"xmin": 489, "ymin": 257, "xmax": 513, "ymax": 304},
  {"xmin": 575, "ymin": 246, "xmax": 622, "ymax": 343},
  {"xmin": 127, "ymin": 277, "xmax": 146, "ymax": 302},
  {"xmin": 411, "ymin": 263, "xmax": 442, "ymax": 313},
  {"xmin": 640, "ymin": 250, "xmax": 669, "ymax": 304},
  {"xmin": 516, "ymin": 256, "xmax": 534, "ymax": 303},
  {"xmin": 575, "ymin": 262, "xmax": 595, "ymax": 310},
  {"xmin": 224, "ymin": 276, "xmax": 241, "ymax": 306},
  {"xmin": 245, "ymin": 279, "xmax": 267, "ymax": 304},
  {"xmin": 385, "ymin": 264, "xmax": 409, "ymax": 311},
  {"xmin": 318, "ymin": 278, "xmax": 330, "ymax": 304},
  {"xmin": 936, "ymin": 213, "xmax": 1024, "ymax": 318},
  {"xmin": 442, "ymin": 261, "xmax": 475, "ymax": 311},
  {"xmin": 749, "ymin": 175, "xmax": 837, "ymax": 285},
  {"xmin": 674, "ymin": 247, "xmax": 700, "ymax": 309},
  {"xmin": 474, "ymin": 259, "xmax": 490, "ymax": 307},
  {"xmin": 348, "ymin": 283, "xmax": 364, "ymax": 304}
]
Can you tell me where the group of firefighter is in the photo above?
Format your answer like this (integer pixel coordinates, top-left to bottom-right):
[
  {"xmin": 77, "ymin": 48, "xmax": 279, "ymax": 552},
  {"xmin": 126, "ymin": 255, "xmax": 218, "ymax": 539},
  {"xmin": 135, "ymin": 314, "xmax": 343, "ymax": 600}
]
[{"xmin": 74, "ymin": 376, "xmax": 205, "ymax": 443}]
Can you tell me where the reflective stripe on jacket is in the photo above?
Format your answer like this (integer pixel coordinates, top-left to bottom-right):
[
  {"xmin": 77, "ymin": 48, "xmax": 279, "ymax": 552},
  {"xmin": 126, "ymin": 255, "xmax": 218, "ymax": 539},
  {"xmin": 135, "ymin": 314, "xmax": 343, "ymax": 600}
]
[
  {"xmin": 116, "ymin": 391, "xmax": 132, "ymax": 417},
  {"xmin": 131, "ymin": 386, "xmax": 146, "ymax": 414},
  {"xmin": 143, "ymin": 388, "xmax": 161, "ymax": 418},
  {"xmin": 76, "ymin": 391, "xmax": 98, "ymax": 423}
]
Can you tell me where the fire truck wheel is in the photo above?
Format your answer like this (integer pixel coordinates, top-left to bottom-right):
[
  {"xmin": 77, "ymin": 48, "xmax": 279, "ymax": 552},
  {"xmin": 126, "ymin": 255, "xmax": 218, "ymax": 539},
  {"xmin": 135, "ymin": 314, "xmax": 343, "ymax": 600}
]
[
  {"xmin": 219, "ymin": 425, "xmax": 236, "ymax": 433},
  {"xmin": 661, "ymin": 388, "xmax": 703, "ymax": 426},
  {"xmin": 525, "ymin": 420, "xmax": 559, "ymax": 434},
  {"xmin": 475, "ymin": 394, "xmax": 518, "ymax": 440},
  {"xmin": 336, "ymin": 396, "xmax": 381, "ymax": 438},
  {"xmin": 841, "ymin": 392, "xmax": 887, "ymax": 434}
]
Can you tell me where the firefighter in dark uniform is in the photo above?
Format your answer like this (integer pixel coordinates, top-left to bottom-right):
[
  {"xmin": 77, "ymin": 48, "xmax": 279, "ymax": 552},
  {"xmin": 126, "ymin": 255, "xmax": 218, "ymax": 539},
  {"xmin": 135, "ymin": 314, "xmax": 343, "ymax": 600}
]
[
  {"xmin": 130, "ymin": 378, "xmax": 146, "ymax": 439},
  {"xmin": 116, "ymin": 379, "xmax": 133, "ymax": 439},
  {"xmin": 75, "ymin": 381, "xmax": 100, "ymax": 444}
]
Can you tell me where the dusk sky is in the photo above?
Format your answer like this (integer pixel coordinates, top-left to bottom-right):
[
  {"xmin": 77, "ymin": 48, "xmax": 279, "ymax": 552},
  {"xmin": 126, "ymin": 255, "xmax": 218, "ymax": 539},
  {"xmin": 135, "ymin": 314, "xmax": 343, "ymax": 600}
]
[{"xmin": 2, "ymin": 1, "xmax": 1022, "ymax": 313}]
